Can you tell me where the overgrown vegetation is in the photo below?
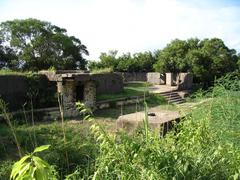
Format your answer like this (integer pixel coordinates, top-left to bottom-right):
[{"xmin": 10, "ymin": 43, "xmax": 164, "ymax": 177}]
[
  {"xmin": 0, "ymin": 73, "xmax": 240, "ymax": 179},
  {"xmin": 89, "ymin": 73, "xmax": 240, "ymax": 179},
  {"xmin": 91, "ymin": 67, "xmax": 113, "ymax": 74},
  {"xmin": 88, "ymin": 38, "xmax": 240, "ymax": 88}
]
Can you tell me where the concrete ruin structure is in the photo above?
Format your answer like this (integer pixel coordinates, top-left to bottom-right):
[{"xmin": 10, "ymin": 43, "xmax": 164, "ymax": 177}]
[
  {"xmin": 41, "ymin": 70, "xmax": 123, "ymax": 116},
  {"xmin": 147, "ymin": 72, "xmax": 193, "ymax": 90}
]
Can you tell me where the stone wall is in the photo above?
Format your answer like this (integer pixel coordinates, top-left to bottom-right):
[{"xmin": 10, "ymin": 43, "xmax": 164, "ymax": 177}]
[
  {"xmin": 147, "ymin": 72, "xmax": 166, "ymax": 85},
  {"xmin": 116, "ymin": 72, "xmax": 147, "ymax": 82}
]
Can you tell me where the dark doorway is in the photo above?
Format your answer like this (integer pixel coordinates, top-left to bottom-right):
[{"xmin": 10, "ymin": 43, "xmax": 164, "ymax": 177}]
[{"xmin": 76, "ymin": 84, "xmax": 84, "ymax": 101}]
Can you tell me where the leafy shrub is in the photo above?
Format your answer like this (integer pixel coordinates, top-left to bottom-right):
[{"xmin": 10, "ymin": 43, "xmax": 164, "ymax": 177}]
[
  {"xmin": 0, "ymin": 161, "xmax": 14, "ymax": 180},
  {"xmin": 91, "ymin": 67, "xmax": 113, "ymax": 74},
  {"xmin": 10, "ymin": 145, "xmax": 57, "ymax": 180}
]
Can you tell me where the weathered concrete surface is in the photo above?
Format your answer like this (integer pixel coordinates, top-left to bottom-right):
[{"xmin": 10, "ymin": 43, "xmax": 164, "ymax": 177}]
[
  {"xmin": 83, "ymin": 81, "xmax": 96, "ymax": 109},
  {"xmin": 116, "ymin": 72, "xmax": 147, "ymax": 82},
  {"xmin": 41, "ymin": 71, "xmax": 123, "ymax": 95},
  {"xmin": 0, "ymin": 74, "xmax": 57, "ymax": 110},
  {"xmin": 147, "ymin": 72, "xmax": 166, "ymax": 85},
  {"xmin": 116, "ymin": 109, "xmax": 181, "ymax": 133},
  {"xmin": 177, "ymin": 73, "xmax": 193, "ymax": 90}
]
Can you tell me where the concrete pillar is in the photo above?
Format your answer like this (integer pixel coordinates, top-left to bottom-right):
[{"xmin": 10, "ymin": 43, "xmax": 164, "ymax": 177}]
[
  {"xmin": 83, "ymin": 81, "xmax": 96, "ymax": 110},
  {"xmin": 177, "ymin": 73, "xmax": 193, "ymax": 90},
  {"xmin": 57, "ymin": 80, "xmax": 77, "ymax": 117},
  {"xmin": 166, "ymin": 73, "xmax": 174, "ymax": 86}
]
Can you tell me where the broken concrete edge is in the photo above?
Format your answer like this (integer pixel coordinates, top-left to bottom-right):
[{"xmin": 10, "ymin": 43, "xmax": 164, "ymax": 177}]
[
  {"xmin": 116, "ymin": 110, "xmax": 189, "ymax": 136},
  {"xmin": 39, "ymin": 70, "xmax": 120, "ymax": 82},
  {"xmin": 0, "ymin": 106, "xmax": 82, "ymax": 123}
]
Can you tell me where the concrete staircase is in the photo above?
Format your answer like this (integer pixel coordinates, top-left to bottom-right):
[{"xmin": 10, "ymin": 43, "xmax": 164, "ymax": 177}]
[{"xmin": 159, "ymin": 91, "xmax": 185, "ymax": 104}]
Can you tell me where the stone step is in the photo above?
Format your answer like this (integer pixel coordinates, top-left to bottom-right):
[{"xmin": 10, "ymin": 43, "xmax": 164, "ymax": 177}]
[
  {"xmin": 166, "ymin": 96, "xmax": 183, "ymax": 100},
  {"xmin": 159, "ymin": 91, "xmax": 178, "ymax": 96},
  {"xmin": 161, "ymin": 94, "xmax": 179, "ymax": 98},
  {"xmin": 168, "ymin": 98, "xmax": 185, "ymax": 104},
  {"xmin": 159, "ymin": 91, "xmax": 185, "ymax": 105}
]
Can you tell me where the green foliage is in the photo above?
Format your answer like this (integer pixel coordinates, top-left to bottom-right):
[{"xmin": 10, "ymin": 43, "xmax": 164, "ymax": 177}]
[
  {"xmin": 0, "ymin": 42, "xmax": 18, "ymax": 69},
  {"xmin": 76, "ymin": 101, "xmax": 93, "ymax": 121},
  {"xmin": 0, "ymin": 18, "xmax": 88, "ymax": 71},
  {"xmin": 0, "ymin": 121, "xmax": 97, "ymax": 179},
  {"xmin": 88, "ymin": 50, "xmax": 156, "ymax": 72},
  {"xmin": 26, "ymin": 73, "xmax": 57, "ymax": 109},
  {"xmin": 0, "ymin": 69, "xmax": 32, "ymax": 75},
  {"xmin": 97, "ymin": 82, "xmax": 150, "ymax": 101},
  {"xmin": 91, "ymin": 67, "xmax": 113, "ymax": 74},
  {"xmin": 1, "ymin": 73, "xmax": 240, "ymax": 179},
  {"xmin": 154, "ymin": 38, "xmax": 238, "ymax": 87},
  {"xmin": 0, "ymin": 161, "xmax": 14, "ymax": 180},
  {"xmin": 90, "ymin": 73, "xmax": 240, "ymax": 179},
  {"xmin": 10, "ymin": 145, "xmax": 57, "ymax": 180},
  {"xmin": 145, "ymin": 94, "xmax": 167, "ymax": 105}
]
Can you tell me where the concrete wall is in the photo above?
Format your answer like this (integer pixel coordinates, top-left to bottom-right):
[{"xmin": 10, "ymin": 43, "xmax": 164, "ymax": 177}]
[
  {"xmin": 0, "ymin": 75, "xmax": 57, "ymax": 110},
  {"xmin": 116, "ymin": 72, "xmax": 147, "ymax": 82},
  {"xmin": 177, "ymin": 73, "xmax": 193, "ymax": 90},
  {"xmin": 94, "ymin": 73, "xmax": 123, "ymax": 95},
  {"xmin": 0, "ymin": 75, "xmax": 28, "ymax": 110},
  {"xmin": 147, "ymin": 72, "xmax": 166, "ymax": 85}
]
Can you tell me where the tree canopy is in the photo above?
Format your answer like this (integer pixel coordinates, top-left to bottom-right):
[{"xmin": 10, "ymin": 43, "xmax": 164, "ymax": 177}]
[
  {"xmin": 0, "ymin": 18, "xmax": 88, "ymax": 71},
  {"xmin": 154, "ymin": 38, "xmax": 238, "ymax": 85},
  {"xmin": 88, "ymin": 50, "xmax": 156, "ymax": 72}
]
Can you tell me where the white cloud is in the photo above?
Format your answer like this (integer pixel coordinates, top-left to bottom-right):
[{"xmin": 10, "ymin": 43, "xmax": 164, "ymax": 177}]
[{"xmin": 0, "ymin": 0, "xmax": 240, "ymax": 60}]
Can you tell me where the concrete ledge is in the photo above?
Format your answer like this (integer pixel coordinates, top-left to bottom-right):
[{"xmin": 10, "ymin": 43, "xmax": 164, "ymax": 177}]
[{"xmin": 116, "ymin": 110, "xmax": 182, "ymax": 135}]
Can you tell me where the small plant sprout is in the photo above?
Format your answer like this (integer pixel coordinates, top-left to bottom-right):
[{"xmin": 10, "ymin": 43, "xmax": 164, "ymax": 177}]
[{"xmin": 76, "ymin": 101, "xmax": 94, "ymax": 121}]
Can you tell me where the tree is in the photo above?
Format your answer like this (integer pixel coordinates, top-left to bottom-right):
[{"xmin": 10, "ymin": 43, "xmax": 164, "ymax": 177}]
[
  {"xmin": 154, "ymin": 38, "xmax": 238, "ymax": 86},
  {"xmin": 88, "ymin": 51, "xmax": 156, "ymax": 72},
  {"xmin": 99, "ymin": 50, "xmax": 118, "ymax": 69},
  {"xmin": 154, "ymin": 38, "xmax": 199, "ymax": 73},
  {"xmin": 0, "ymin": 41, "xmax": 18, "ymax": 69},
  {"xmin": 0, "ymin": 18, "xmax": 88, "ymax": 71}
]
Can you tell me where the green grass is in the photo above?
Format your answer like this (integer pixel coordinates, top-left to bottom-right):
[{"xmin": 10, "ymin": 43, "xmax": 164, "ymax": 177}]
[
  {"xmin": 97, "ymin": 82, "xmax": 151, "ymax": 101},
  {"xmin": 0, "ymin": 69, "xmax": 33, "ymax": 76},
  {"xmin": 1, "ymin": 73, "xmax": 240, "ymax": 179},
  {"xmin": 89, "ymin": 75, "xmax": 240, "ymax": 179},
  {"xmin": 91, "ymin": 67, "xmax": 113, "ymax": 74},
  {"xmin": 0, "ymin": 120, "xmax": 103, "ymax": 179},
  {"xmin": 95, "ymin": 94, "xmax": 168, "ymax": 119}
]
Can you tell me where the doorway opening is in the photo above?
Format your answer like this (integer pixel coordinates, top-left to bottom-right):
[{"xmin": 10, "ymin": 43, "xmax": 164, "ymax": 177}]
[{"xmin": 76, "ymin": 83, "xmax": 84, "ymax": 101}]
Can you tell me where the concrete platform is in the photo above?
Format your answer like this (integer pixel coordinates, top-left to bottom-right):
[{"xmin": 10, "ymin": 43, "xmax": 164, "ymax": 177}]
[
  {"xmin": 116, "ymin": 109, "xmax": 181, "ymax": 134},
  {"xmin": 149, "ymin": 85, "xmax": 178, "ymax": 93}
]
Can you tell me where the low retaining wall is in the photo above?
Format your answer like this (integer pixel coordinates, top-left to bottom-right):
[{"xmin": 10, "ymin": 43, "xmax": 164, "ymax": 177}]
[{"xmin": 96, "ymin": 95, "xmax": 146, "ymax": 109}]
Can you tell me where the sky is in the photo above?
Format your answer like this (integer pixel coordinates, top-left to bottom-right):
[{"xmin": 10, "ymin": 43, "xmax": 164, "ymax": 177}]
[{"xmin": 0, "ymin": 0, "xmax": 240, "ymax": 60}]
